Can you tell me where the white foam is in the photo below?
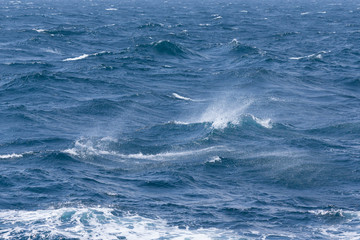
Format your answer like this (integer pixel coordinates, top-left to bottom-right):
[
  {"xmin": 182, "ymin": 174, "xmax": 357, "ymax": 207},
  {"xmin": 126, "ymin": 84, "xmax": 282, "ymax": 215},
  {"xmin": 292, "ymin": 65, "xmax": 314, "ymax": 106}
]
[
  {"xmin": 105, "ymin": 8, "xmax": 117, "ymax": 11},
  {"xmin": 213, "ymin": 16, "xmax": 222, "ymax": 20},
  {"xmin": 0, "ymin": 153, "xmax": 23, "ymax": 159},
  {"xmin": 63, "ymin": 54, "xmax": 90, "ymax": 62},
  {"xmin": 309, "ymin": 209, "xmax": 345, "ymax": 217},
  {"xmin": 301, "ymin": 12, "xmax": 310, "ymax": 15},
  {"xmin": 309, "ymin": 209, "xmax": 360, "ymax": 239},
  {"xmin": 250, "ymin": 115, "xmax": 272, "ymax": 129},
  {"xmin": 172, "ymin": 93, "xmax": 193, "ymax": 101},
  {"xmin": 0, "ymin": 207, "xmax": 239, "ymax": 240}
]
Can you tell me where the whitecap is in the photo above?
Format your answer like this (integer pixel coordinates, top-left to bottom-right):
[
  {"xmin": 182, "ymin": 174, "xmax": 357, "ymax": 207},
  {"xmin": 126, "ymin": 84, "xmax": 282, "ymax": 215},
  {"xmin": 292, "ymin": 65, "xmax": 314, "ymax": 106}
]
[
  {"xmin": 0, "ymin": 153, "xmax": 23, "ymax": 159},
  {"xmin": 213, "ymin": 16, "xmax": 222, "ymax": 20},
  {"xmin": 230, "ymin": 38, "xmax": 239, "ymax": 44},
  {"xmin": 289, "ymin": 50, "xmax": 330, "ymax": 60},
  {"xmin": 62, "ymin": 139, "xmax": 118, "ymax": 157},
  {"xmin": 105, "ymin": 8, "xmax": 117, "ymax": 11},
  {"xmin": 62, "ymin": 51, "xmax": 109, "ymax": 61},
  {"xmin": 33, "ymin": 28, "xmax": 46, "ymax": 33},
  {"xmin": 63, "ymin": 54, "xmax": 90, "ymax": 62},
  {"xmin": 309, "ymin": 209, "xmax": 345, "ymax": 217},
  {"xmin": 207, "ymin": 156, "xmax": 221, "ymax": 163},
  {"xmin": 172, "ymin": 92, "xmax": 193, "ymax": 101},
  {"xmin": 301, "ymin": 12, "xmax": 310, "ymax": 15},
  {"xmin": 0, "ymin": 207, "xmax": 239, "ymax": 240},
  {"xmin": 289, "ymin": 56, "xmax": 303, "ymax": 60}
]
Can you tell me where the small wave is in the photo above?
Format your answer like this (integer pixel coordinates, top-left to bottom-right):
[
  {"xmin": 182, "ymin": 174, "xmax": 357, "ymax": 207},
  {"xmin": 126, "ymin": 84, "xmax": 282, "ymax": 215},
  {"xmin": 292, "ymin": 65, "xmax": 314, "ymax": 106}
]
[
  {"xmin": 0, "ymin": 207, "xmax": 238, "ymax": 240},
  {"xmin": 230, "ymin": 39, "xmax": 262, "ymax": 56},
  {"xmin": 172, "ymin": 93, "xmax": 193, "ymax": 101},
  {"xmin": 151, "ymin": 40, "xmax": 186, "ymax": 56},
  {"xmin": 105, "ymin": 8, "xmax": 117, "ymax": 11},
  {"xmin": 301, "ymin": 12, "xmax": 310, "ymax": 15},
  {"xmin": 0, "ymin": 153, "xmax": 23, "ymax": 159}
]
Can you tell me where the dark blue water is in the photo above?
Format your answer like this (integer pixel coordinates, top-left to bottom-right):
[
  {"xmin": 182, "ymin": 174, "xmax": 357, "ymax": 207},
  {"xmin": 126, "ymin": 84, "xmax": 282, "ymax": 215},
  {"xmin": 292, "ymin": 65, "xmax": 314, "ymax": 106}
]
[{"xmin": 1, "ymin": 0, "xmax": 360, "ymax": 239}]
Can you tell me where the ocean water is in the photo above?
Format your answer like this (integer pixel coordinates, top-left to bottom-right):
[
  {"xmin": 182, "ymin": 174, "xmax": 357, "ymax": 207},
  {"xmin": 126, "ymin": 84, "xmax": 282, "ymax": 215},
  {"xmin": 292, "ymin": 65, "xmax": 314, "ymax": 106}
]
[{"xmin": 1, "ymin": 0, "xmax": 360, "ymax": 239}]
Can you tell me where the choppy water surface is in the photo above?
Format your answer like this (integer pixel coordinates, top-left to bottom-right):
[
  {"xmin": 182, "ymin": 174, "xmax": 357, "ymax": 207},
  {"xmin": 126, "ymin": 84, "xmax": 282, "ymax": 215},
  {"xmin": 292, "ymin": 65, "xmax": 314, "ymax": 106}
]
[{"xmin": 1, "ymin": 0, "xmax": 360, "ymax": 239}]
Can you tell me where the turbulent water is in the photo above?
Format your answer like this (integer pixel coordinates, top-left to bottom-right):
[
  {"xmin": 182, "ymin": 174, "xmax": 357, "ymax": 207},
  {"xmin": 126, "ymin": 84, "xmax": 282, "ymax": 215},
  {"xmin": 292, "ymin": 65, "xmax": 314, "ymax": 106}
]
[{"xmin": 1, "ymin": 0, "xmax": 360, "ymax": 239}]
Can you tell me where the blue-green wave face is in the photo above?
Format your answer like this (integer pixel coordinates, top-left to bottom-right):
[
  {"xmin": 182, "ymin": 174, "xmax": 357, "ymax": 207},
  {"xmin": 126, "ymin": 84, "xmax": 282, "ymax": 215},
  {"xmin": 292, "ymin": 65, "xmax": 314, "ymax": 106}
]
[{"xmin": 1, "ymin": 0, "xmax": 360, "ymax": 239}]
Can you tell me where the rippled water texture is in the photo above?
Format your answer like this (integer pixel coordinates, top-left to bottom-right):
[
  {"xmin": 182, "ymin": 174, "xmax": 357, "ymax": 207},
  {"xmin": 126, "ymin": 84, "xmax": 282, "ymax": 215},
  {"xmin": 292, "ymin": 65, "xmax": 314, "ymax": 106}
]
[{"xmin": 1, "ymin": 0, "xmax": 360, "ymax": 239}]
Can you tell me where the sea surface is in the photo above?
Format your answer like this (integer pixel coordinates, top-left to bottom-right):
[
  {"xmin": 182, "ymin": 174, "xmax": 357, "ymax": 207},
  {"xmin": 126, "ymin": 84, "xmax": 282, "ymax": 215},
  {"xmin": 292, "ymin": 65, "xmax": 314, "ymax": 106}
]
[{"xmin": 1, "ymin": 0, "xmax": 360, "ymax": 239}]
